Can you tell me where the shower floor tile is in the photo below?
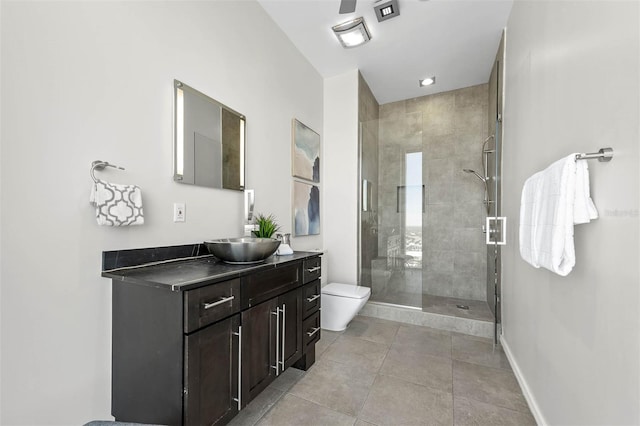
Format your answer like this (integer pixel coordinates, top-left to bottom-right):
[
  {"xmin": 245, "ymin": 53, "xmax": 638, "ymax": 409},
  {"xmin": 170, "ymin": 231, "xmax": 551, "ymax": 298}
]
[
  {"xmin": 370, "ymin": 291, "xmax": 494, "ymax": 322},
  {"xmin": 366, "ymin": 268, "xmax": 494, "ymax": 322},
  {"xmin": 422, "ymin": 294, "xmax": 494, "ymax": 322}
]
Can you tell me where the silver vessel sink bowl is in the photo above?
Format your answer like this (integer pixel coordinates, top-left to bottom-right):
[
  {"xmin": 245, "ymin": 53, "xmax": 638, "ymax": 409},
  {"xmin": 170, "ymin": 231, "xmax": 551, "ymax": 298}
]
[{"xmin": 204, "ymin": 237, "xmax": 281, "ymax": 264}]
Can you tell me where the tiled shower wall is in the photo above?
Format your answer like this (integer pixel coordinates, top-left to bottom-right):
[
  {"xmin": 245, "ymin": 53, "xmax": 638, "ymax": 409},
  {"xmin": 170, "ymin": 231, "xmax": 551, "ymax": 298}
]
[{"xmin": 378, "ymin": 85, "xmax": 488, "ymax": 301}]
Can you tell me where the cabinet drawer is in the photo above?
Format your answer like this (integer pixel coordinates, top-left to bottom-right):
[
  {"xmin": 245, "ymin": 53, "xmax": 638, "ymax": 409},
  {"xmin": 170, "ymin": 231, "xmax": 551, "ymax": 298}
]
[
  {"xmin": 302, "ymin": 310, "xmax": 321, "ymax": 349},
  {"xmin": 302, "ymin": 257, "xmax": 321, "ymax": 284},
  {"xmin": 301, "ymin": 279, "xmax": 321, "ymax": 318},
  {"xmin": 184, "ymin": 279, "xmax": 241, "ymax": 333},
  {"xmin": 242, "ymin": 262, "xmax": 301, "ymax": 308}
]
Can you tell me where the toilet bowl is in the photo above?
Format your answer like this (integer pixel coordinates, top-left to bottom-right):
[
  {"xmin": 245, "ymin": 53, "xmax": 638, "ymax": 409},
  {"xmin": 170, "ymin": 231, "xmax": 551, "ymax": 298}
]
[{"xmin": 321, "ymin": 283, "xmax": 371, "ymax": 331}]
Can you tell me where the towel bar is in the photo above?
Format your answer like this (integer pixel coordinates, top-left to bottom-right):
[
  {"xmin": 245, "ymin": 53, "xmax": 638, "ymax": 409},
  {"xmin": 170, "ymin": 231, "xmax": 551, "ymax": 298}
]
[
  {"xmin": 575, "ymin": 148, "xmax": 613, "ymax": 162},
  {"xmin": 90, "ymin": 160, "xmax": 125, "ymax": 182}
]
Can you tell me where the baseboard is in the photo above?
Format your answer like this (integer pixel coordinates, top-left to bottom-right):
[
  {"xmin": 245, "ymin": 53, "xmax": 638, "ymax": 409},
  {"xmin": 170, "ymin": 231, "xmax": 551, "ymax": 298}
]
[{"xmin": 500, "ymin": 335, "xmax": 547, "ymax": 426}]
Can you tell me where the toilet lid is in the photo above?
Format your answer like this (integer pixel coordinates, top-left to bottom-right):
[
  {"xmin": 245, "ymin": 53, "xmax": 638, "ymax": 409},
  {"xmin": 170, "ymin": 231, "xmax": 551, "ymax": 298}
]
[{"xmin": 321, "ymin": 283, "xmax": 371, "ymax": 299}]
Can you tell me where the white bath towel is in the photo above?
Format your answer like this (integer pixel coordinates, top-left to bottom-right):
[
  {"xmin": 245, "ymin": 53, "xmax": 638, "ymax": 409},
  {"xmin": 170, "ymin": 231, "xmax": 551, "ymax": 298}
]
[
  {"xmin": 90, "ymin": 180, "xmax": 144, "ymax": 226},
  {"xmin": 519, "ymin": 154, "xmax": 597, "ymax": 276},
  {"xmin": 573, "ymin": 160, "xmax": 599, "ymax": 224}
]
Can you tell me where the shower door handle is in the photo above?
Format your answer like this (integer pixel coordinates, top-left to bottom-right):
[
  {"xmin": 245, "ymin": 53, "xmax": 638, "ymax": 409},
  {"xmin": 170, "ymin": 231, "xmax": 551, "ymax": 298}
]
[{"xmin": 486, "ymin": 217, "xmax": 507, "ymax": 245}]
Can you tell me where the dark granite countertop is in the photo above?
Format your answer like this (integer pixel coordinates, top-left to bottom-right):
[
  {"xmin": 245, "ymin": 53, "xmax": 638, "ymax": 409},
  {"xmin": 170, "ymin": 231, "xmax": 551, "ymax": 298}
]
[{"xmin": 102, "ymin": 251, "xmax": 321, "ymax": 291}]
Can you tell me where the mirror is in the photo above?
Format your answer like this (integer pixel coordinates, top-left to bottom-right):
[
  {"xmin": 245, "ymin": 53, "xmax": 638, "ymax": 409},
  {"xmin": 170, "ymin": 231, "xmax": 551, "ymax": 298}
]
[{"xmin": 174, "ymin": 80, "xmax": 245, "ymax": 191}]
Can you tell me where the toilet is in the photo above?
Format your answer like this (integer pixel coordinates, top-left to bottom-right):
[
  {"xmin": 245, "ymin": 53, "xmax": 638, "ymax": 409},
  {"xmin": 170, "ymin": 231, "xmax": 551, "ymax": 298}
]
[{"xmin": 320, "ymin": 283, "xmax": 371, "ymax": 331}]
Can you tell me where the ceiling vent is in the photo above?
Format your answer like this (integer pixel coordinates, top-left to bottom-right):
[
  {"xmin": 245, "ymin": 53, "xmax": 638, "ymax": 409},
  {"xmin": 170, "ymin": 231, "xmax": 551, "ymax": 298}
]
[{"xmin": 374, "ymin": 0, "xmax": 400, "ymax": 22}]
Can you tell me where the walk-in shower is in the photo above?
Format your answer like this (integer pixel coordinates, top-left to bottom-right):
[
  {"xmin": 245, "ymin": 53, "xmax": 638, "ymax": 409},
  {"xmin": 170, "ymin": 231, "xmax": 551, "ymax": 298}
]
[{"xmin": 357, "ymin": 48, "xmax": 504, "ymax": 339}]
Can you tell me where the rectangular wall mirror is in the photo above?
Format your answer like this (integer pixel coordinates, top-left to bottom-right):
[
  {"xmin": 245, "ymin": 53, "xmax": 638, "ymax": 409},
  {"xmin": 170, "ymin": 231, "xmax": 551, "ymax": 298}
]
[{"xmin": 174, "ymin": 79, "xmax": 245, "ymax": 191}]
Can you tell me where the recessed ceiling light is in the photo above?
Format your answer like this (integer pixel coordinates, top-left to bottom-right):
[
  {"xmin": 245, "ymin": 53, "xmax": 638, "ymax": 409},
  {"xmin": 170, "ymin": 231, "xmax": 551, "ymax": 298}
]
[
  {"xmin": 419, "ymin": 77, "xmax": 436, "ymax": 87},
  {"xmin": 332, "ymin": 17, "xmax": 372, "ymax": 48}
]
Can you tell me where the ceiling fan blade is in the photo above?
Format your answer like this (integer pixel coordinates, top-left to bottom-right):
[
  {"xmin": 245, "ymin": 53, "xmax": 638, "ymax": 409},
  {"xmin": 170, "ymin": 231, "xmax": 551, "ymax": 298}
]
[{"xmin": 339, "ymin": 0, "xmax": 357, "ymax": 14}]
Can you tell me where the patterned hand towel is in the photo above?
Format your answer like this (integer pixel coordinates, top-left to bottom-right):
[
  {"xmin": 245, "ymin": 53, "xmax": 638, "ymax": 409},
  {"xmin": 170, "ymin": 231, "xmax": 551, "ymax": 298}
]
[{"xmin": 90, "ymin": 180, "xmax": 144, "ymax": 226}]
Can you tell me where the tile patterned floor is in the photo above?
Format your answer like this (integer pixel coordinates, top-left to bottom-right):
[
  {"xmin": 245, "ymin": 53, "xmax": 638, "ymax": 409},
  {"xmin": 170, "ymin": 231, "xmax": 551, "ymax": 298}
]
[{"xmin": 229, "ymin": 316, "xmax": 536, "ymax": 426}]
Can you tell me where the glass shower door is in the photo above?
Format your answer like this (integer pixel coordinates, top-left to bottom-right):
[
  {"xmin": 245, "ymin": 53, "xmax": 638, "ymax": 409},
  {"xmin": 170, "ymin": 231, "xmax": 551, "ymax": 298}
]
[
  {"xmin": 487, "ymin": 34, "xmax": 504, "ymax": 344},
  {"xmin": 359, "ymin": 113, "xmax": 423, "ymax": 310},
  {"xmin": 486, "ymin": 122, "xmax": 502, "ymax": 344}
]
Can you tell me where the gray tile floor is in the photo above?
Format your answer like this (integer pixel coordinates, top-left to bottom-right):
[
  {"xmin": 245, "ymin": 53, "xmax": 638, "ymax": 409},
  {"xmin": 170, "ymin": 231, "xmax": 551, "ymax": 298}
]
[{"xmin": 229, "ymin": 315, "xmax": 535, "ymax": 426}]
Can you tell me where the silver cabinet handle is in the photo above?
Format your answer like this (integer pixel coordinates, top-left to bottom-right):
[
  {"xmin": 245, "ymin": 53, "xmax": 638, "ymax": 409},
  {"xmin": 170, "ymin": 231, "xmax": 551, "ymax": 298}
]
[
  {"xmin": 306, "ymin": 327, "xmax": 320, "ymax": 338},
  {"xmin": 306, "ymin": 294, "xmax": 320, "ymax": 303},
  {"xmin": 203, "ymin": 295, "xmax": 235, "ymax": 310},
  {"xmin": 232, "ymin": 325, "xmax": 242, "ymax": 410},
  {"xmin": 280, "ymin": 304, "xmax": 286, "ymax": 369},
  {"xmin": 306, "ymin": 266, "xmax": 321, "ymax": 273},
  {"xmin": 271, "ymin": 308, "xmax": 280, "ymax": 376}
]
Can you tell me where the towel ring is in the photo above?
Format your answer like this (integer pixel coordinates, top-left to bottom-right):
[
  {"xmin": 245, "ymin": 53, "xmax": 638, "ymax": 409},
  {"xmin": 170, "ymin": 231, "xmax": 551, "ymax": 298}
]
[{"xmin": 91, "ymin": 160, "xmax": 125, "ymax": 183}]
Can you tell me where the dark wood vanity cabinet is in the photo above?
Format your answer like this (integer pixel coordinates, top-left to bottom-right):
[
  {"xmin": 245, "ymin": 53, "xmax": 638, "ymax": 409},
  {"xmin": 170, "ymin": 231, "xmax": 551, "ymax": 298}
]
[
  {"xmin": 109, "ymin": 254, "xmax": 320, "ymax": 426},
  {"xmin": 241, "ymin": 263, "xmax": 303, "ymax": 407},
  {"xmin": 294, "ymin": 258, "xmax": 322, "ymax": 370},
  {"xmin": 184, "ymin": 314, "xmax": 240, "ymax": 425},
  {"xmin": 241, "ymin": 298, "xmax": 278, "ymax": 404},
  {"xmin": 183, "ymin": 278, "xmax": 242, "ymax": 425},
  {"xmin": 240, "ymin": 287, "xmax": 303, "ymax": 406},
  {"xmin": 280, "ymin": 287, "xmax": 303, "ymax": 369}
]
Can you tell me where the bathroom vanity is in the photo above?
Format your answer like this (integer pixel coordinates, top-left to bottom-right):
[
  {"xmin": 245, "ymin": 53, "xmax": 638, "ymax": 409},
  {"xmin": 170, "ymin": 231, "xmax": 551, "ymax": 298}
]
[{"xmin": 102, "ymin": 245, "xmax": 322, "ymax": 426}]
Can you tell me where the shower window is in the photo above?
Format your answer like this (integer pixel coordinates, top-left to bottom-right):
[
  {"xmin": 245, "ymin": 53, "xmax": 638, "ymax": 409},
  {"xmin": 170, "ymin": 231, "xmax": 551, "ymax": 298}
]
[{"xmin": 400, "ymin": 151, "xmax": 423, "ymax": 269}]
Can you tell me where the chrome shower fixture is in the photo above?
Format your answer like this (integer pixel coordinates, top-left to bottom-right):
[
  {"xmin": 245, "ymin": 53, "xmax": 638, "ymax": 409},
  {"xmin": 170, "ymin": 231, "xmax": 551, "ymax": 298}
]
[
  {"xmin": 463, "ymin": 169, "xmax": 487, "ymax": 183},
  {"xmin": 463, "ymin": 168, "xmax": 490, "ymax": 214}
]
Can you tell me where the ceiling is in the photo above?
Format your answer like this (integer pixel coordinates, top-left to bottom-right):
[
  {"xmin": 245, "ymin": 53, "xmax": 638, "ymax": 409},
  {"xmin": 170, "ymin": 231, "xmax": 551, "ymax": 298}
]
[{"xmin": 257, "ymin": 0, "xmax": 513, "ymax": 105}]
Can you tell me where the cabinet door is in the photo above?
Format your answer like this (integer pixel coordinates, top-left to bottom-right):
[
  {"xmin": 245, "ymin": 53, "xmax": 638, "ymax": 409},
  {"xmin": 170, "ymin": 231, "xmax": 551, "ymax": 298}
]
[
  {"xmin": 279, "ymin": 287, "xmax": 303, "ymax": 370},
  {"xmin": 241, "ymin": 299, "xmax": 278, "ymax": 406},
  {"xmin": 184, "ymin": 314, "xmax": 240, "ymax": 426}
]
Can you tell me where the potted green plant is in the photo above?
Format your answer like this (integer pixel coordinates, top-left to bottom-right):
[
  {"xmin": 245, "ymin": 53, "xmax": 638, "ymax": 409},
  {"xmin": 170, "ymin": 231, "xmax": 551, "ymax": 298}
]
[{"xmin": 252, "ymin": 213, "xmax": 280, "ymax": 238}]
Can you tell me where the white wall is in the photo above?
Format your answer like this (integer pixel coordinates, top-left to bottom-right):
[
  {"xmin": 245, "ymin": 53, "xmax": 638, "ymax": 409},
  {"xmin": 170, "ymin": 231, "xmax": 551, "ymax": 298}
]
[
  {"xmin": 323, "ymin": 70, "xmax": 359, "ymax": 285},
  {"xmin": 0, "ymin": 1, "xmax": 322, "ymax": 424},
  {"xmin": 502, "ymin": 1, "xmax": 639, "ymax": 424}
]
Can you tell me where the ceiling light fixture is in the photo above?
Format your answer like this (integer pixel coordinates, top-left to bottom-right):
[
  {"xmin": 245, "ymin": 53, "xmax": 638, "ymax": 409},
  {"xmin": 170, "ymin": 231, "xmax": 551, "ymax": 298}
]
[
  {"xmin": 419, "ymin": 76, "xmax": 436, "ymax": 87},
  {"xmin": 332, "ymin": 17, "xmax": 371, "ymax": 48}
]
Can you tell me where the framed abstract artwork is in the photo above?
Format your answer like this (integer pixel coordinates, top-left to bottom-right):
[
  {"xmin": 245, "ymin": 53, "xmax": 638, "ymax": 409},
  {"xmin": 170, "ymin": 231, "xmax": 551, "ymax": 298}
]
[
  {"xmin": 293, "ymin": 180, "xmax": 320, "ymax": 236},
  {"xmin": 292, "ymin": 119, "xmax": 320, "ymax": 183}
]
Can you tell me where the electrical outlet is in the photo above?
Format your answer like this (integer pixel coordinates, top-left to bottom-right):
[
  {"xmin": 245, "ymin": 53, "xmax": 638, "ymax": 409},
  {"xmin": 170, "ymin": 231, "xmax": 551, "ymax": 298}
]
[{"xmin": 173, "ymin": 203, "xmax": 185, "ymax": 222}]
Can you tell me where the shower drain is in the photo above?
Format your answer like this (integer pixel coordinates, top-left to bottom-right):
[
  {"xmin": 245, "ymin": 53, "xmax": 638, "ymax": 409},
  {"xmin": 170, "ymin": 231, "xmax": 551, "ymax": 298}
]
[{"xmin": 456, "ymin": 304, "xmax": 470, "ymax": 310}]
